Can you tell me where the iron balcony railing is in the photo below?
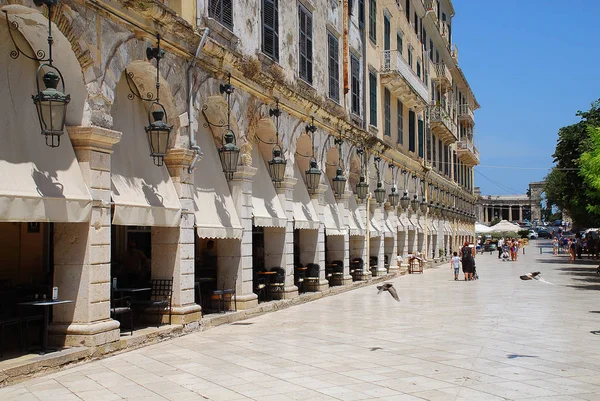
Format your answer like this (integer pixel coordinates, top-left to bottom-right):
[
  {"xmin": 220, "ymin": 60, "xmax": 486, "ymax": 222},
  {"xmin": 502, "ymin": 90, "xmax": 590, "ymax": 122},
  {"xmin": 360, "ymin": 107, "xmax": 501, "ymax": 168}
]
[
  {"xmin": 433, "ymin": 62, "xmax": 452, "ymax": 83},
  {"xmin": 381, "ymin": 50, "xmax": 429, "ymax": 103},
  {"xmin": 458, "ymin": 104, "xmax": 474, "ymax": 121},
  {"xmin": 429, "ymin": 104, "xmax": 458, "ymax": 138},
  {"xmin": 457, "ymin": 140, "xmax": 480, "ymax": 160}
]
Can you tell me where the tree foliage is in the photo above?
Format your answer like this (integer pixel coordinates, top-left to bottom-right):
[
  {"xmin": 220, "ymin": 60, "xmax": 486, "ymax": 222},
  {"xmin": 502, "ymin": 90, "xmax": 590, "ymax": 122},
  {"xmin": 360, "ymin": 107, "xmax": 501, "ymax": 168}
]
[
  {"xmin": 545, "ymin": 100, "xmax": 600, "ymax": 228},
  {"xmin": 579, "ymin": 127, "xmax": 600, "ymax": 216}
]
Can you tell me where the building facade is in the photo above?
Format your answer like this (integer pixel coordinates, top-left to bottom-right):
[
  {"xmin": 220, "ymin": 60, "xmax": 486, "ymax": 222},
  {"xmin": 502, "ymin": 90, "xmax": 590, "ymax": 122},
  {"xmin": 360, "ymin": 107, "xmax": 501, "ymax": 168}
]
[{"xmin": 0, "ymin": 0, "xmax": 479, "ymax": 351}]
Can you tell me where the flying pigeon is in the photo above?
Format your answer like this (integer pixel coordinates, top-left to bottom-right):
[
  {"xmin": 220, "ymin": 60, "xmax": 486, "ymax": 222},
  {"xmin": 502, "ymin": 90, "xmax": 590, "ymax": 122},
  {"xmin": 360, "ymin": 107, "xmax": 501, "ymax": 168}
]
[
  {"xmin": 520, "ymin": 272, "xmax": 554, "ymax": 285},
  {"xmin": 377, "ymin": 283, "xmax": 400, "ymax": 302}
]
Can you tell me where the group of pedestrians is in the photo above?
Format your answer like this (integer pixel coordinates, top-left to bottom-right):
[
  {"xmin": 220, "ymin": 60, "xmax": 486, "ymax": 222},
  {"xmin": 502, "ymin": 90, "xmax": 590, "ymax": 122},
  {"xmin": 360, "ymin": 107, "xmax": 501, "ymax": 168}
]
[
  {"xmin": 451, "ymin": 241, "xmax": 477, "ymax": 281},
  {"xmin": 497, "ymin": 237, "xmax": 520, "ymax": 262}
]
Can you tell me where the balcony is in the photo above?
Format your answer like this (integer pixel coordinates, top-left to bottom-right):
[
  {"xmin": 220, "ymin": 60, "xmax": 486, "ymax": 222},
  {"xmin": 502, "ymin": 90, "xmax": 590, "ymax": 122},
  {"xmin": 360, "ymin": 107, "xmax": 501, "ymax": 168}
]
[
  {"xmin": 458, "ymin": 104, "xmax": 475, "ymax": 126},
  {"xmin": 451, "ymin": 44, "xmax": 459, "ymax": 63},
  {"xmin": 380, "ymin": 50, "xmax": 430, "ymax": 112},
  {"xmin": 429, "ymin": 105, "xmax": 457, "ymax": 144},
  {"xmin": 457, "ymin": 140, "xmax": 480, "ymax": 166},
  {"xmin": 439, "ymin": 22, "xmax": 451, "ymax": 47},
  {"xmin": 432, "ymin": 63, "xmax": 452, "ymax": 93}
]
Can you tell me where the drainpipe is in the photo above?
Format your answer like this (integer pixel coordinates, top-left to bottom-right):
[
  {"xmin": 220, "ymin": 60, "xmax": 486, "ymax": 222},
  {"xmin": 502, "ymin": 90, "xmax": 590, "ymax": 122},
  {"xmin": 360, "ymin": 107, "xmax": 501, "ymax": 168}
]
[{"xmin": 188, "ymin": 28, "xmax": 210, "ymax": 173}]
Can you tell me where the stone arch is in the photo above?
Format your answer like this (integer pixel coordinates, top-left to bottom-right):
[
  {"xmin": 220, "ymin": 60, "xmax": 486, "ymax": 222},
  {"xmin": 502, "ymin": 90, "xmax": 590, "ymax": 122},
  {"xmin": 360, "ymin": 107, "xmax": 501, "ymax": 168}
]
[
  {"xmin": 348, "ymin": 151, "xmax": 362, "ymax": 193},
  {"xmin": 1, "ymin": 4, "xmax": 88, "ymax": 127}
]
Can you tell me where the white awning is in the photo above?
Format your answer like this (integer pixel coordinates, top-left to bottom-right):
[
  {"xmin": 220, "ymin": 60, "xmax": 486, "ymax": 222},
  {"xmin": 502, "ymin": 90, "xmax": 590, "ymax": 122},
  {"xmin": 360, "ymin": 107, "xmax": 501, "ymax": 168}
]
[
  {"xmin": 347, "ymin": 194, "xmax": 365, "ymax": 236},
  {"xmin": 369, "ymin": 213, "xmax": 382, "ymax": 238},
  {"xmin": 383, "ymin": 217, "xmax": 394, "ymax": 238},
  {"xmin": 292, "ymin": 163, "xmax": 320, "ymax": 230},
  {"xmin": 111, "ymin": 80, "xmax": 181, "ymax": 227},
  {"xmin": 192, "ymin": 127, "xmax": 243, "ymax": 239},
  {"xmin": 398, "ymin": 213, "xmax": 412, "ymax": 231},
  {"xmin": 323, "ymin": 181, "xmax": 346, "ymax": 236},
  {"xmin": 252, "ymin": 148, "xmax": 287, "ymax": 228},
  {"xmin": 0, "ymin": 129, "xmax": 92, "ymax": 223}
]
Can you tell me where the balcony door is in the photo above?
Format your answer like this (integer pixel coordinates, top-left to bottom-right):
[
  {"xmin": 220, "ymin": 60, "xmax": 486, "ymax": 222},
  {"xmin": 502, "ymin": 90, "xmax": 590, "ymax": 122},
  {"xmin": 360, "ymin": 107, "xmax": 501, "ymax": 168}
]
[{"xmin": 384, "ymin": 16, "xmax": 390, "ymax": 51}]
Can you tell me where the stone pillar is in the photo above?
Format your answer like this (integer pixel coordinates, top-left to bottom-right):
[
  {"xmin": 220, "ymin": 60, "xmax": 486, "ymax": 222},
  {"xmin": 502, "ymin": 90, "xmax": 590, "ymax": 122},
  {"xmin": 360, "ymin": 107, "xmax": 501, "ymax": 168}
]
[
  {"xmin": 156, "ymin": 149, "xmax": 202, "ymax": 325},
  {"xmin": 50, "ymin": 126, "xmax": 122, "ymax": 347},
  {"xmin": 386, "ymin": 206, "xmax": 399, "ymax": 272},
  {"xmin": 228, "ymin": 165, "xmax": 259, "ymax": 309},
  {"xmin": 370, "ymin": 199, "xmax": 386, "ymax": 276},
  {"xmin": 336, "ymin": 193, "xmax": 352, "ymax": 285},
  {"xmin": 310, "ymin": 184, "xmax": 329, "ymax": 291},
  {"xmin": 355, "ymin": 201, "xmax": 372, "ymax": 280},
  {"xmin": 519, "ymin": 205, "xmax": 523, "ymax": 222},
  {"xmin": 508, "ymin": 204, "xmax": 513, "ymax": 221},
  {"xmin": 277, "ymin": 177, "xmax": 301, "ymax": 297}
]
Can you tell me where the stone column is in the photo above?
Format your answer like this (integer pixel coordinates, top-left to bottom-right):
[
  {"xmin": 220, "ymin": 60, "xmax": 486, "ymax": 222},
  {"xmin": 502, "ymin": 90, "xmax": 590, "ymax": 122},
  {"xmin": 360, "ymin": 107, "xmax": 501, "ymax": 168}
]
[
  {"xmin": 519, "ymin": 205, "xmax": 523, "ymax": 222},
  {"xmin": 336, "ymin": 193, "xmax": 352, "ymax": 285},
  {"xmin": 50, "ymin": 126, "xmax": 122, "ymax": 347},
  {"xmin": 155, "ymin": 149, "xmax": 202, "ymax": 325},
  {"xmin": 310, "ymin": 184, "xmax": 329, "ymax": 291},
  {"xmin": 386, "ymin": 206, "xmax": 399, "ymax": 272},
  {"xmin": 370, "ymin": 199, "xmax": 386, "ymax": 276},
  {"xmin": 355, "ymin": 201, "xmax": 372, "ymax": 280},
  {"xmin": 228, "ymin": 165, "xmax": 259, "ymax": 309},
  {"xmin": 508, "ymin": 204, "xmax": 513, "ymax": 221},
  {"xmin": 276, "ymin": 177, "xmax": 301, "ymax": 297}
]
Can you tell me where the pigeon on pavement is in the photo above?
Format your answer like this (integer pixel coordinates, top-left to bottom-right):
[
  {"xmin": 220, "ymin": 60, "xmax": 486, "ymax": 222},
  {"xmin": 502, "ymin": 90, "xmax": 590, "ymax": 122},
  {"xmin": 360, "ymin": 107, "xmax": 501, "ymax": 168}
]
[
  {"xmin": 377, "ymin": 283, "xmax": 400, "ymax": 302},
  {"xmin": 520, "ymin": 271, "xmax": 554, "ymax": 285}
]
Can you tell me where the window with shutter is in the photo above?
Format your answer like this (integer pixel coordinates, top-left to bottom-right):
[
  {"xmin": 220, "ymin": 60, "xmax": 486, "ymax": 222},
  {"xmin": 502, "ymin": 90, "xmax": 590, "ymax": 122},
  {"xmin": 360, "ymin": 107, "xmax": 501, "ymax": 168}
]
[
  {"xmin": 298, "ymin": 4, "xmax": 313, "ymax": 84},
  {"xmin": 397, "ymin": 32, "xmax": 403, "ymax": 55},
  {"xmin": 417, "ymin": 60, "xmax": 421, "ymax": 78},
  {"xmin": 369, "ymin": 0, "xmax": 376, "ymax": 43},
  {"xmin": 414, "ymin": 12, "xmax": 418, "ymax": 35},
  {"xmin": 328, "ymin": 32, "xmax": 340, "ymax": 102},
  {"xmin": 359, "ymin": 0, "xmax": 365, "ymax": 30},
  {"xmin": 384, "ymin": 89, "xmax": 391, "ymax": 136},
  {"xmin": 384, "ymin": 16, "xmax": 390, "ymax": 51},
  {"xmin": 417, "ymin": 118, "xmax": 424, "ymax": 158},
  {"xmin": 262, "ymin": 0, "xmax": 279, "ymax": 61},
  {"xmin": 408, "ymin": 110, "xmax": 415, "ymax": 152},
  {"xmin": 407, "ymin": 46, "xmax": 412, "ymax": 68},
  {"xmin": 438, "ymin": 139, "xmax": 442, "ymax": 171},
  {"xmin": 369, "ymin": 71, "xmax": 377, "ymax": 127},
  {"xmin": 209, "ymin": 0, "xmax": 233, "ymax": 31},
  {"xmin": 429, "ymin": 40, "xmax": 433, "ymax": 61},
  {"xmin": 432, "ymin": 134, "xmax": 436, "ymax": 167},
  {"xmin": 405, "ymin": 0, "xmax": 410, "ymax": 22},
  {"xmin": 397, "ymin": 100, "xmax": 403, "ymax": 144},
  {"xmin": 351, "ymin": 55, "xmax": 360, "ymax": 115}
]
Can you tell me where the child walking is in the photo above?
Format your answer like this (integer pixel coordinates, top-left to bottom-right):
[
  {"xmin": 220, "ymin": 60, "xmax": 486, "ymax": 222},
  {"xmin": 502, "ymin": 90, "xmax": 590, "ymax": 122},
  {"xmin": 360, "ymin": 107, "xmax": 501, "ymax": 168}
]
[{"xmin": 451, "ymin": 251, "xmax": 461, "ymax": 281}]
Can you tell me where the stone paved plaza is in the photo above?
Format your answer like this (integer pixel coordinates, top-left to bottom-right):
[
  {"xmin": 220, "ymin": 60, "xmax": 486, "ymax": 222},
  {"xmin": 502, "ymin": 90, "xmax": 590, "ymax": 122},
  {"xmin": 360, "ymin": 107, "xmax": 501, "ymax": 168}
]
[{"xmin": 3, "ymin": 241, "xmax": 600, "ymax": 401}]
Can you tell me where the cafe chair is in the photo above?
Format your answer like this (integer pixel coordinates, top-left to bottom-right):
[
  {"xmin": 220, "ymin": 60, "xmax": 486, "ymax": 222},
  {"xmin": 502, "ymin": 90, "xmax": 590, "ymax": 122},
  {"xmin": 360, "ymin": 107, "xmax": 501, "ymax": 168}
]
[
  {"xmin": 254, "ymin": 275, "xmax": 267, "ymax": 303},
  {"xmin": 110, "ymin": 295, "xmax": 133, "ymax": 336},
  {"xmin": 331, "ymin": 260, "xmax": 344, "ymax": 286},
  {"xmin": 350, "ymin": 258, "xmax": 364, "ymax": 281},
  {"xmin": 269, "ymin": 268, "xmax": 285, "ymax": 300},
  {"xmin": 222, "ymin": 275, "xmax": 237, "ymax": 312},
  {"xmin": 294, "ymin": 264, "xmax": 306, "ymax": 294},
  {"xmin": 304, "ymin": 263, "xmax": 320, "ymax": 292},
  {"xmin": 133, "ymin": 278, "xmax": 173, "ymax": 327},
  {"xmin": 211, "ymin": 285, "xmax": 225, "ymax": 314}
]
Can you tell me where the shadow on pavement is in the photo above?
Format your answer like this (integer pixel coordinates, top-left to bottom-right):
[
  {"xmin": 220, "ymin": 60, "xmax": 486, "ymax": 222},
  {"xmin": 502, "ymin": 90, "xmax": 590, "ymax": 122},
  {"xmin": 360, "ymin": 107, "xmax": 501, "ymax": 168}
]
[{"xmin": 507, "ymin": 354, "xmax": 538, "ymax": 359}]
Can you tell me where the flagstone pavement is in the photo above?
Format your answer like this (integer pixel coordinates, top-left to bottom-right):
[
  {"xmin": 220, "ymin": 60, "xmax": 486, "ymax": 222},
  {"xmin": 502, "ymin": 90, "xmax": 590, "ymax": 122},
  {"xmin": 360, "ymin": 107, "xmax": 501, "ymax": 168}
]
[{"xmin": 3, "ymin": 240, "xmax": 600, "ymax": 401}]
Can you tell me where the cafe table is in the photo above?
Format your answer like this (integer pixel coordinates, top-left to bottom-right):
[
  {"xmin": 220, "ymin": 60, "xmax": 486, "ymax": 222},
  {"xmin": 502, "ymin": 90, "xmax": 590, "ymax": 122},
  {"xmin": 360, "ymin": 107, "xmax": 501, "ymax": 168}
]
[{"xmin": 18, "ymin": 299, "xmax": 74, "ymax": 355}]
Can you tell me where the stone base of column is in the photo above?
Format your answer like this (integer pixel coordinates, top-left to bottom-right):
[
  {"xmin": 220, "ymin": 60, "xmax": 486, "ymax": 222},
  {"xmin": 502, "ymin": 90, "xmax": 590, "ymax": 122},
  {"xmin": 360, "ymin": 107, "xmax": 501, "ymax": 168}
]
[
  {"xmin": 353, "ymin": 270, "xmax": 372, "ymax": 281},
  {"xmin": 283, "ymin": 285, "xmax": 299, "ymax": 299},
  {"xmin": 370, "ymin": 266, "xmax": 388, "ymax": 277},
  {"xmin": 49, "ymin": 319, "xmax": 121, "ymax": 348},
  {"xmin": 230, "ymin": 293, "xmax": 258, "ymax": 310},
  {"xmin": 340, "ymin": 275, "xmax": 353, "ymax": 285},
  {"xmin": 170, "ymin": 304, "xmax": 202, "ymax": 325},
  {"xmin": 304, "ymin": 278, "xmax": 329, "ymax": 292},
  {"xmin": 388, "ymin": 265, "xmax": 400, "ymax": 273}
]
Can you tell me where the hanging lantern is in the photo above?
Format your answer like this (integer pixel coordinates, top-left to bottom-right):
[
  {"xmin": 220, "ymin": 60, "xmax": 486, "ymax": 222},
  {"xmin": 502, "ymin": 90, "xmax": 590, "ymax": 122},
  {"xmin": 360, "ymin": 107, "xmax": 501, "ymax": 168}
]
[
  {"xmin": 332, "ymin": 167, "xmax": 347, "ymax": 197},
  {"xmin": 6, "ymin": 1, "xmax": 71, "ymax": 148},
  {"xmin": 388, "ymin": 186, "xmax": 399, "ymax": 207},
  {"xmin": 400, "ymin": 190, "xmax": 410, "ymax": 210},
  {"xmin": 268, "ymin": 102, "xmax": 287, "ymax": 186},
  {"xmin": 145, "ymin": 104, "xmax": 172, "ymax": 166},
  {"xmin": 420, "ymin": 197, "xmax": 428, "ymax": 214},
  {"xmin": 268, "ymin": 146, "xmax": 286, "ymax": 186},
  {"xmin": 411, "ymin": 195, "xmax": 420, "ymax": 212},
  {"xmin": 219, "ymin": 129, "xmax": 240, "ymax": 180},
  {"xmin": 356, "ymin": 175, "xmax": 369, "ymax": 200},
  {"xmin": 32, "ymin": 69, "xmax": 70, "ymax": 148},
  {"xmin": 216, "ymin": 74, "xmax": 240, "ymax": 179},
  {"xmin": 305, "ymin": 159, "xmax": 321, "ymax": 193},
  {"xmin": 374, "ymin": 181, "xmax": 386, "ymax": 205}
]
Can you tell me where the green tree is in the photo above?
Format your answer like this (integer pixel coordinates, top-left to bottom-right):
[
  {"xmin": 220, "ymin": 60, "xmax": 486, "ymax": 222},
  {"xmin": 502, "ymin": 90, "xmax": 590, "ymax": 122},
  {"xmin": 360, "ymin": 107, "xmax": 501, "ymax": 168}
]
[
  {"xmin": 545, "ymin": 100, "xmax": 600, "ymax": 228},
  {"xmin": 579, "ymin": 126, "xmax": 600, "ymax": 216}
]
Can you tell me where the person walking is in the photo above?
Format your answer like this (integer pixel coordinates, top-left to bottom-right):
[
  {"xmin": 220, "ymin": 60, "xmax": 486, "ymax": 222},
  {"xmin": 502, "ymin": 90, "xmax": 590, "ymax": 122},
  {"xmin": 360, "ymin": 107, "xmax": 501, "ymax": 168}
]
[
  {"xmin": 450, "ymin": 251, "xmax": 461, "ymax": 281},
  {"xmin": 461, "ymin": 241, "xmax": 475, "ymax": 281},
  {"xmin": 497, "ymin": 237, "xmax": 504, "ymax": 259}
]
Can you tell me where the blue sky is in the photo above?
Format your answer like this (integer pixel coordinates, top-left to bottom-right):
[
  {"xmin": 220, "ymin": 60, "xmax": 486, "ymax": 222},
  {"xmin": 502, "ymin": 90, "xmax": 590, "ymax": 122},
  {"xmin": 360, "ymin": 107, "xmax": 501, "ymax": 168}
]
[{"xmin": 452, "ymin": 0, "xmax": 600, "ymax": 195}]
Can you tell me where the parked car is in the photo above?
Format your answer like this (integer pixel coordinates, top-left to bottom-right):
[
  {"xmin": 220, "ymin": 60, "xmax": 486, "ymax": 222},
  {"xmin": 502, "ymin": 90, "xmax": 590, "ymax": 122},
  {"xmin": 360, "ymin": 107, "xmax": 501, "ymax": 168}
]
[
  {"xmin": 537, "ymin": 229, "xmax": 552, "ymax": 239},
  {"xmin": 528, "ymin": 230, "xmax": 538, "ymax": 239}
]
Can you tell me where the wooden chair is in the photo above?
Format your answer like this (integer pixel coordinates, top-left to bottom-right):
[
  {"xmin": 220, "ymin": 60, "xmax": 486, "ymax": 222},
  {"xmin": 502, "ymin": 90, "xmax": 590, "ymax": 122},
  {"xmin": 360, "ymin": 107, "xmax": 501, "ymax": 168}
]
[
  {"xmin": 269, "ymin": 268, "xmax": 285, "ymax": 300},
  {"xmin": 110, "ymin": 293, "xmax": 133, "ymax": 335}
]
